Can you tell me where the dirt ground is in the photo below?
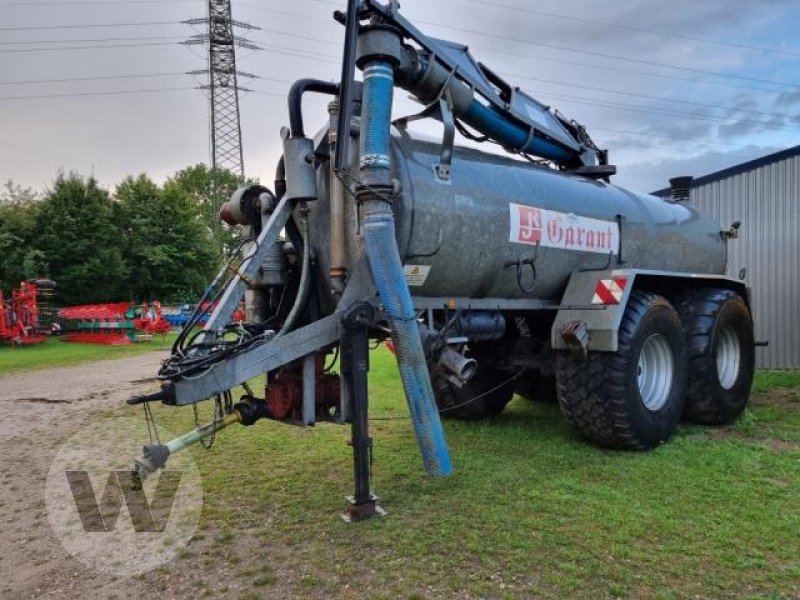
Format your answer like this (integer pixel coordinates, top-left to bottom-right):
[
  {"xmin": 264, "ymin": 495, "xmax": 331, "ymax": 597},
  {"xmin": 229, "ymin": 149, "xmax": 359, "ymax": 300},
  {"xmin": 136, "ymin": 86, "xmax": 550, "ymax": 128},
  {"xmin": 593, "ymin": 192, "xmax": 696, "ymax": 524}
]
[{"xmin": 0, "ymin": 352, "xmax": 166, "ymax": 598}]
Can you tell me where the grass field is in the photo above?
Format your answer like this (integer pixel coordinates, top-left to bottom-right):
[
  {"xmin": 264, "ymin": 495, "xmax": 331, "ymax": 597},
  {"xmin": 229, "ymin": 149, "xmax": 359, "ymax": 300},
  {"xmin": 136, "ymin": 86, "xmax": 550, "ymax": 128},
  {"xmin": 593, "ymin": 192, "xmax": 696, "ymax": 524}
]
[
  {"xmin": 132, "ymin": 348, "xmax": 800, "ymax": 599},
  {"xmin": 0, "ymin": 334, "xmax": 176, "ymax": 374}
]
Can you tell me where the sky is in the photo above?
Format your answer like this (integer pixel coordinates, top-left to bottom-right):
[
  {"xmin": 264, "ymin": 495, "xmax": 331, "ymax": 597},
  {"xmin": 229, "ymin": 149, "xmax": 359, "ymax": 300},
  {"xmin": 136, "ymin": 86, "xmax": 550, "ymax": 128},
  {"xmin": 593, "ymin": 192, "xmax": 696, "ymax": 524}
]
[{"xmin": 1, "ymin": 0, "xmax": 799, "ymax": 194}]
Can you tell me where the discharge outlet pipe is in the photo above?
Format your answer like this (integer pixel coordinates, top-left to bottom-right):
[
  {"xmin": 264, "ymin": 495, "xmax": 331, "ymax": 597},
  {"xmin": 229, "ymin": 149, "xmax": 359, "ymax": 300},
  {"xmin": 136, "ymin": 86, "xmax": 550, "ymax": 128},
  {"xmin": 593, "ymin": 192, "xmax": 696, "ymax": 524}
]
[{"xmin": 357, "ymin": 44, "xmax": 452, "ymax": 477}]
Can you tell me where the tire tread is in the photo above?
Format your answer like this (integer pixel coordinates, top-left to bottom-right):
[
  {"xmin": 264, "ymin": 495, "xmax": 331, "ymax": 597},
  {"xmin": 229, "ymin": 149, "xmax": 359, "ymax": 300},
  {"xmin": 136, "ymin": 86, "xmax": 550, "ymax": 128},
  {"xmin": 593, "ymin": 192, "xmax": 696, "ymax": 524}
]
[{"xmin": 555, "ymin": 291, "xmax": 679, "ymax": 450}]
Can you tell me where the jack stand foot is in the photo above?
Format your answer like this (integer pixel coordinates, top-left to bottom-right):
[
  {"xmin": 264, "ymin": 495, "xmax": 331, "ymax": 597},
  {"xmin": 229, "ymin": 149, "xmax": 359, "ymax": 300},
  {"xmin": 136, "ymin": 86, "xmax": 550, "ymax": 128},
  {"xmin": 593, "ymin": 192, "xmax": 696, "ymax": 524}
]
[
  {"xmin": 340, "ymin": 302, "xmax": 384, "ymax": 523},
  {"xmin": 341, "ymin": 494, "xmax": 386, "ymax": 523}
]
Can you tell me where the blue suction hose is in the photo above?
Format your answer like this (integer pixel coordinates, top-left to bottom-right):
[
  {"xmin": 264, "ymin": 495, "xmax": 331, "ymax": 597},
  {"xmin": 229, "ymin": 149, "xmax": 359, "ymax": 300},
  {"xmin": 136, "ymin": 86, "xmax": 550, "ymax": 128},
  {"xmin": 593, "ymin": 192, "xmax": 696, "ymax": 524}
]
[{"xmin": 358, "ymin": 60, "xmax": 453, "ymax": 477}]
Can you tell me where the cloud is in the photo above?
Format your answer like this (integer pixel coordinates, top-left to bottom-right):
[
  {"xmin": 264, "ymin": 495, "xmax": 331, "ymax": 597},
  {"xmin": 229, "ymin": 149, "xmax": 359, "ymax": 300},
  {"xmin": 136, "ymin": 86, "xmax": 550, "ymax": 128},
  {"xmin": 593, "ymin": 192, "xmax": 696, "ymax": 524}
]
[
  {"xmin": 775, "ymin": 88, "xmax": 800, "ymax": 107},
  {"xmin": 1, "ymin": 0, "xmax": 798, "ymax": 195},
  {"xmin": 614, "ymin": 144, "xmax": 786, "ymax": 192}
]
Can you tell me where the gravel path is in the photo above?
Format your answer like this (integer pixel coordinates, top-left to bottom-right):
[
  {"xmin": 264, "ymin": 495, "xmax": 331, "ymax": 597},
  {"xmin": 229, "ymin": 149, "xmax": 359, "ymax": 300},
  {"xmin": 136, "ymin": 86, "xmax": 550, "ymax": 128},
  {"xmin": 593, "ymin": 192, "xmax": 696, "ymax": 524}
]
[{"xmin": 0, "ymin": 352, "xmax": 168, "ymax": 598}]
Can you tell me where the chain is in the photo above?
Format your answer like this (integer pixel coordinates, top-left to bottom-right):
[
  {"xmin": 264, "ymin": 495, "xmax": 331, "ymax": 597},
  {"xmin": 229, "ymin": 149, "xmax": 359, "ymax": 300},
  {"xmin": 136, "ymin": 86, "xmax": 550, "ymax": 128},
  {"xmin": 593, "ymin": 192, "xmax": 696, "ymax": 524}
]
[
  {"xmin": 368, "ymin": 370, "xmax": 525, "ymax": 420},
  {"xmin": 142, "ymin": 402, "xmax": 161, "ymax": 445},
  {"xmin": 194, "ymin": 394, "xmax": 224, "ymax": 450},
  {"xmin": 438, "ymin": 370, "xmax": 525, "ymax": 414}
]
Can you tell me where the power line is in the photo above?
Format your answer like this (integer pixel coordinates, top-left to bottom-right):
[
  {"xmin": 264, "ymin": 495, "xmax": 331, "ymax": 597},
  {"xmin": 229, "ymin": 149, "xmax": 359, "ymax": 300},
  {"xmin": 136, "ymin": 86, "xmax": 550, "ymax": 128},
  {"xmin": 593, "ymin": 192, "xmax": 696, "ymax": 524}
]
[
  {"xmin": 1, "ymin": 37, "xmax": 782, "ymax": 134},
  {"xmin": 537, "ymin": 91, "xmax": 800, "ymax": 133},
  {"xmin": 0, "ymin": 41, "xmax": 180, "ymax": 53},
  {"xmin": 252, "ymin": 26, "xmax": 340, "ymax": 49},
  {"xmin": 473, "ymin": 43, "xmax": 785, "ymax": 95},
  {"xmin": 2, "ymin": 0, "xmax": 195, "ymax": 5},
  {"xmin": 0, "ymin": 86, "xmax": 197, "ymax": 101},
  {"xmin": 0, "ymin": 20, "xmax": 179, "ymax": 31},
  {"xmin": 0, "ymin": 35, "xmax": 181, "ymax": 45},
  {"xmin": 501, "ymin": 72, "xmax": 800, "ymax": 121},
  {"xmin": 238, "ymin": 4, "xmax": 797, "ymax": 95},
  {"xmin": 11, "ymin": 3, "xmax": 783, "ymax": 95},
  {"xmin": 239, "ymin": 37, "xmax": 791, "ymax": 126},
  {"xmin": 236, "ymin": 35, "xmax": 797, "ymax": 131},
  {"xmin": 461, "ymin": 0, "xmax": 800, "ymax": 58},
  {"xmin": 415, "ymin": 19, "xmax": 800, "ymax": 90},
  {"xmin": 248, "ymin": 40, "xmax": 339, "ymax": 65},
  {"xmin": 237, "ymin": 2, "xmax": 334, "ymax": 25},
  {"xmin": 0, "ymin": 72, "xmax": 185, "ymax": 85}
]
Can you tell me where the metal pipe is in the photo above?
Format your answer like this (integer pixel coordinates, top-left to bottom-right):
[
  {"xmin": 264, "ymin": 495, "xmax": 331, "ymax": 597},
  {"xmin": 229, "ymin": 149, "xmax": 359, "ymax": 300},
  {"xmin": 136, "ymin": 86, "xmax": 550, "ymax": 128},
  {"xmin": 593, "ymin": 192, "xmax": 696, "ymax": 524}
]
[
  {"xmin": 288, "ymin": 79, "xmax": 340, "ymax": 138},
  {"xmin": 166, "ymin": 412, "xmax": 241, "ymax": 455},
  {"xmin": 438, "ymin": 347, "xmax": 477, "ymax": 384},
  {"xmin": 302, "ymin": 354, "xmax": 316, "ymax": 426},
  {"xmin": 133, "ymin": 411, "xmax": 242, "ymax": 480},
  {"xmin": 358, "ymin": 58, "xmax": 452, "ymax": 477},
  {"xmin": 328, "ymin": 100, "xmax": 347, "ymax": 294}
]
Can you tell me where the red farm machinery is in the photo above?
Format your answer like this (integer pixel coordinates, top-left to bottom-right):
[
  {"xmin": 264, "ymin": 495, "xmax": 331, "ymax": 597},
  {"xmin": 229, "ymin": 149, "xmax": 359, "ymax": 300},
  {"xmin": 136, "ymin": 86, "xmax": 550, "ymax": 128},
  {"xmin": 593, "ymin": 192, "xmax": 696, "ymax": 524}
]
[
  {"xmin": 58, "ymin": 301, "xmax": 172, "ymax": 345},
  {"xmin": 0, "ymin": 279, "xmax": 55, "ymax": 346}
]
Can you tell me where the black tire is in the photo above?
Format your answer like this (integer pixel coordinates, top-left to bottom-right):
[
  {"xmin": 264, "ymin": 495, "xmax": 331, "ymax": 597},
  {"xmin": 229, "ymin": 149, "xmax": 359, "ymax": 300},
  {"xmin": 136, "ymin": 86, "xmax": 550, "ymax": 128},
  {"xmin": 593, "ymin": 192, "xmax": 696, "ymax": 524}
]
[
  {"xmin": 675, "ymin": 289, "xmax": 755, "ymax": 425},
  {"xmin": 515, "ymin": 373, "xmax": 558, "ymax": 403},
  {"xmin": 555, "ymin": 291, "xmax": 688, "ymax": 450},
  {"xmin": 433, "ymin": 368, "xmax": 515, "ymax": 420}
]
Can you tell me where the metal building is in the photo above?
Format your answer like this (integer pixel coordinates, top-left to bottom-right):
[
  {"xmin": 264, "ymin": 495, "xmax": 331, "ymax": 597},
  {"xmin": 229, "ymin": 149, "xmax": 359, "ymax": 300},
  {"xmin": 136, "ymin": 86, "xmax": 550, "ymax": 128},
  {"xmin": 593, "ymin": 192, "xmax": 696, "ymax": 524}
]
[{"xmin": 654, "ymin": 146, "xmax": 800, "ymax": 369}]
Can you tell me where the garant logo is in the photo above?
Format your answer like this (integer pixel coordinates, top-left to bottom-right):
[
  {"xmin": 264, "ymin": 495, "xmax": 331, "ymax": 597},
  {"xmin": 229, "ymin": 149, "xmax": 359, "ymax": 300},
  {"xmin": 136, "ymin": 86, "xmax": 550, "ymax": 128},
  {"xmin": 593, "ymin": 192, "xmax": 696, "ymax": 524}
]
[
  {"xmin": 509, "ymin": 203, "xmax": 619, "ymax": 255},
  {"xmin": 516, "ymin": 205, "xmax": 542, "ymax": 244}
]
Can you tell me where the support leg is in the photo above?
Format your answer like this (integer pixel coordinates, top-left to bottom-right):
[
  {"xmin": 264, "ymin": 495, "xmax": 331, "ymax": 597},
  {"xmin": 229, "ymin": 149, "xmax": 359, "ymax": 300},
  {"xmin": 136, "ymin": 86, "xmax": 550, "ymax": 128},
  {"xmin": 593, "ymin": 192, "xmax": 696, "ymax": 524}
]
[{"xmin": 340, "ymin": 303, "xmax": 385, "ymax": 522}]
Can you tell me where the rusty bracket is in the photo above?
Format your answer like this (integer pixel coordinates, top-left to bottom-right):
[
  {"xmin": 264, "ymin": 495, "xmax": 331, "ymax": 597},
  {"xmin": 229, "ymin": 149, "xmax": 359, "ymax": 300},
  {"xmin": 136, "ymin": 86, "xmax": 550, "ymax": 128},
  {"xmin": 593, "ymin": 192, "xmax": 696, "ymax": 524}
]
[{"xmin": 561, "ymin": 320, "xmax": 590, "ymax": 361}]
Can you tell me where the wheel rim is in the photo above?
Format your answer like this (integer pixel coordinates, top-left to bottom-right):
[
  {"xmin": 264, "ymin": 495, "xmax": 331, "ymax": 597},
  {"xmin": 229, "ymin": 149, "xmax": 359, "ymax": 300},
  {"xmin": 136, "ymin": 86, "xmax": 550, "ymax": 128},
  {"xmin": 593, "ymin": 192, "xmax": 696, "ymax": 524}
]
[
  {"xmin": 716, "ymin": 325, "xmax": 741, "ymax": 390},
  {"xmin": 637, "ymin": 334, "xmax": 674, "ymax": 411}
]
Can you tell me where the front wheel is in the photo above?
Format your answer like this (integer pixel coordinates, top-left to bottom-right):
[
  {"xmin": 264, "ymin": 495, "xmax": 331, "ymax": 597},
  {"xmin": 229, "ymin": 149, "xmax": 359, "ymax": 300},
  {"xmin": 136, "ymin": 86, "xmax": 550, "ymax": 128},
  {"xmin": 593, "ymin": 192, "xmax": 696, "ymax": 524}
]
[{"xmin": 555, "ymin": 291, "xmax": 688, "ymax": 450}]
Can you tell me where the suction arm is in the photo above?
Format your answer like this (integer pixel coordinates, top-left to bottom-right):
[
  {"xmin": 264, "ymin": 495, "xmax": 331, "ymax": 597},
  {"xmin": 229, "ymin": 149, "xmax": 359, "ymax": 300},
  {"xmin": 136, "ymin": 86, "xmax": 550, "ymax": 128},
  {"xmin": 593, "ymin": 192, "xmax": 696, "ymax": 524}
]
[{"xmin": 340, "ymin": 0, "xmax": 612, "ymax": 172}]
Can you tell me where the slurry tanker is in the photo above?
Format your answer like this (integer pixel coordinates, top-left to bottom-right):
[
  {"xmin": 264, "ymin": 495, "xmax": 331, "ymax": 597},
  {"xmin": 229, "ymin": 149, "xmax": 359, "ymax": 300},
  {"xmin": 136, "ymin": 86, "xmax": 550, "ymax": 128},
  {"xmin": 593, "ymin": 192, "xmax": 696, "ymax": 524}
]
[{"xmin": 130, "ymin": 0, "xmax": 754, "ymax": 520}]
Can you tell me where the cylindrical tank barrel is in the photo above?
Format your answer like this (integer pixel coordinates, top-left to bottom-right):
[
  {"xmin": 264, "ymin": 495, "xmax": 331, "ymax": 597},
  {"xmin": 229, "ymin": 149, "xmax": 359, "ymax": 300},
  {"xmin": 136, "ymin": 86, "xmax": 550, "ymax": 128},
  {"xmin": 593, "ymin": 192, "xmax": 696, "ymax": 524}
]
[{"xmin": 307, "ymin": 131, "xmax": 726, "ymax": 303}]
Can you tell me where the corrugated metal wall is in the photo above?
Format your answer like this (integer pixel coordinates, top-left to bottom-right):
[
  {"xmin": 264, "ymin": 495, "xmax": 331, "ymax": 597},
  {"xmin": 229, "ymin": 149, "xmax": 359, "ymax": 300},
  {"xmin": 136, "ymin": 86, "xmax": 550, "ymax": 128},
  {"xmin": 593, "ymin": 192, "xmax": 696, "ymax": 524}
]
[{"xmin": 689, "ymin": 153, "xmax": 800, "ymax": 369}]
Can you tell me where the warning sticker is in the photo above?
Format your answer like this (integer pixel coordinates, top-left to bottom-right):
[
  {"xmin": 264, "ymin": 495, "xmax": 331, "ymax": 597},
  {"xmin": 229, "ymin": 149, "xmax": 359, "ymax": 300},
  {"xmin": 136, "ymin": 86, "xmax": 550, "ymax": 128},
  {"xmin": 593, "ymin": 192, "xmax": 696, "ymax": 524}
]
[
  {"xmin": 509, "ymin": 203, "xmax": 619, "ymax": 255},
  {"xmin": 404, "ymin": 264, "xmax": 431, "ymax": 287}
]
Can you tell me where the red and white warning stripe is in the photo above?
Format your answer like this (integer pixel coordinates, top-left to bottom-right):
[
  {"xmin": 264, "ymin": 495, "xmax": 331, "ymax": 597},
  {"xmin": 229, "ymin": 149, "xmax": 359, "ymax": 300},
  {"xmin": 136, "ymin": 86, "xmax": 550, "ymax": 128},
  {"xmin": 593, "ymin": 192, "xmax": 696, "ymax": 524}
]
[{"xmin": 592, "ymin": 278, "xmax": 628, "ymax": 305}]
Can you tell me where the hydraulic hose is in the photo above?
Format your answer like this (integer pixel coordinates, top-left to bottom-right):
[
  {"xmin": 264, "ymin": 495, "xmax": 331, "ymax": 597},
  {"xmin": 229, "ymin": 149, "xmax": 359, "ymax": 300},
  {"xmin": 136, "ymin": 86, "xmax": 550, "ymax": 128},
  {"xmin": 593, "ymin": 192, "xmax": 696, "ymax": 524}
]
[
  {"xmin": 277, "ymin": 208, "xmax": 311, "ymax": 337},
  {"xmin": 359, "ymin": 59, "xmax": 453, "ymax": 477},
  {"xmin": 274, "ymin": 155, "xmax": 286, "ymax": 198}
]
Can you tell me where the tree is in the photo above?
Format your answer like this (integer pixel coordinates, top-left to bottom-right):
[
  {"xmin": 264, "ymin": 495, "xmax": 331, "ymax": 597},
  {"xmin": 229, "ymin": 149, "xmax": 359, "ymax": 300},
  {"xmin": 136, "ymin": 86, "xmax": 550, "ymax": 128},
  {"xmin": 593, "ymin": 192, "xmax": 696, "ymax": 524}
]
[
  {"xmin": 0, "ymin": 181, "xmax": 41, "ymax": 290},
  {"xmin": 32, "ymin": 174, "xmax": 129, "ymax": 305},
  {"xmin": 114, "ymin": 175, "xmax": 217, "ymax": 302},
  {"xmin": 167, "ymin": 164, "xmax": 244, "ymax": 258}
]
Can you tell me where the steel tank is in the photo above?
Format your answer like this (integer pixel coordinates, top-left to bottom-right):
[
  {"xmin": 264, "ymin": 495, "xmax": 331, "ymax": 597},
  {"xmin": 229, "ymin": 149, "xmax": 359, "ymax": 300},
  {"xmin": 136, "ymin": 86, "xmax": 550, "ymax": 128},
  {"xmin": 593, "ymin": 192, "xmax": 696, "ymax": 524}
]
[{"xmin": 308, "ymin": 129, "xmax": 727, "ymax": 302}]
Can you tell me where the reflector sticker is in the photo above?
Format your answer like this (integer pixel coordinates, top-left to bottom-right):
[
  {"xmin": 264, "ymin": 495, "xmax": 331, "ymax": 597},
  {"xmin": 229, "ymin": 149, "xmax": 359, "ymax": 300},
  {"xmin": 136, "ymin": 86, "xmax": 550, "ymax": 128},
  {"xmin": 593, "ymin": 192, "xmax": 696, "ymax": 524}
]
[
  {"xmin": 509, "ymin": 203, "xmax": 619, "ymax": 255},
  {"xmin": 592, "ymin": 278, "xmax": 628, "ymax": 305},
  {"xmin": 404, "ymin": 264, "xmax": 431, "ymax": 287}
]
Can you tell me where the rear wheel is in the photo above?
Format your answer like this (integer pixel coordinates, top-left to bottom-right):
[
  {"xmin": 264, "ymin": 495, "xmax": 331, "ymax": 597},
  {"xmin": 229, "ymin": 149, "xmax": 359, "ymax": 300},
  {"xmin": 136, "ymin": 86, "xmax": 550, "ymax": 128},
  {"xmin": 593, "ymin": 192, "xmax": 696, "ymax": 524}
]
[
  {"xmin": 675, "ymin": 289, "xmax": 754, "ymax": 425},
  {"xmin": 433, "ymin": 367, "xmax": 515, "ymax": 420},
  {"xmin": 555, "ymin": 291, "xmax": 688, "ymax": 450}
]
